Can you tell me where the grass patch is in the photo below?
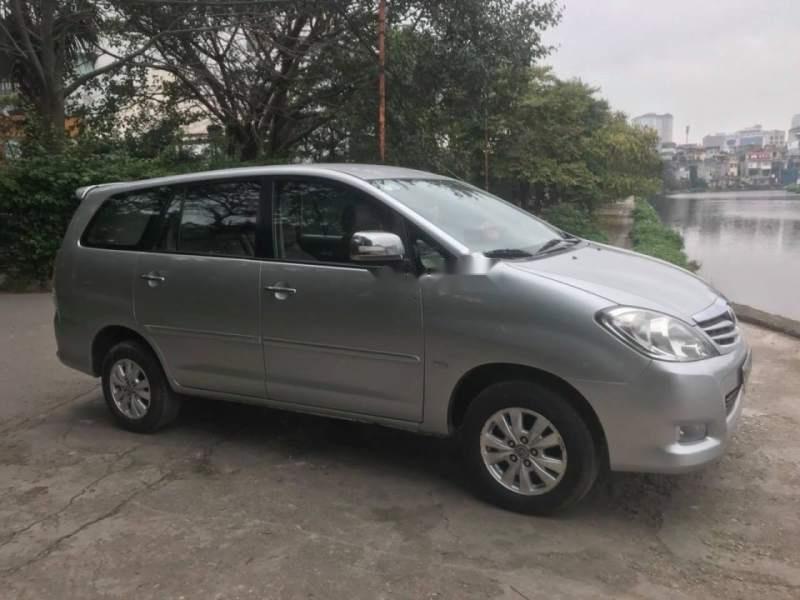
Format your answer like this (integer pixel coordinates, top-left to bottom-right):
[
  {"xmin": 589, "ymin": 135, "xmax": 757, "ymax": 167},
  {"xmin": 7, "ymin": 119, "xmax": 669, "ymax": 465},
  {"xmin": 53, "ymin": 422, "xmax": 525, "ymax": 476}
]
[{"xmin": 631, "ymin": 199, "xmax": 699, "ymax": 271}]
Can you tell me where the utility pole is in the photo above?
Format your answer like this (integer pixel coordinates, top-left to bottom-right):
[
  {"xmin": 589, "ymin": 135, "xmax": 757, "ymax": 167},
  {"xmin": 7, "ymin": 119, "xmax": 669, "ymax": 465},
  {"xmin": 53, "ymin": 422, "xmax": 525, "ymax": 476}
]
[
  {"xmin": 484, "ymin": 119, "xmax": 490, "ymax": 191},
  {"xmin": 377, "ymin": 0, "xmax": 386, "ymax": 163}
]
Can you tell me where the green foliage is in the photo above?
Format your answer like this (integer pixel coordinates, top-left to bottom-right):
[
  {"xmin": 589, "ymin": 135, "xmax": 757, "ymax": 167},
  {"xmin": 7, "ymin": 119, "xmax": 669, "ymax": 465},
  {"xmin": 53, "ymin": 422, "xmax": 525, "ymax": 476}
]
[
  {"xmin": 490, "ymin": 70, "xmax": 662, "ymax": 210},
  {"xmin": 786, "ymin": 184, "xmax": 800, "ymax": 194},
  {"xmin": 336, "ymin": 1, "xmax": 561, "ymax": 173},
  {"xmin": 339, "ymin": 61, "xmax": 661, "ymax": 214},
  {"xmin": 0, "ymin": 130, "xmax": 287, "ymax": 285},
  {"xmin": 540, "ymin": 204, "xmax": 608, "ymax": 243},
  {"xmin": 0, "ymin": 146, "xmax": 171, "ymax": 284},
  {"xmin": 630, "ymin": 199, "xmax": 698, "ymax": 271}
]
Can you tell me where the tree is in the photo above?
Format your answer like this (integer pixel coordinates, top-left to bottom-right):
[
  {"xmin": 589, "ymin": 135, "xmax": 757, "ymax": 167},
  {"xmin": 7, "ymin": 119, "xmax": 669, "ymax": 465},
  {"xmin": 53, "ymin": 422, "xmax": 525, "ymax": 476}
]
[
  {"xmin": 116, "ymin": 0, "xmax": 379, "ymax": 160},
  {"xmin": 0, "ymin": 0, "xmax": 162, "ymax": 146},
  {"xmin": 115, "ymin": 0, "xmax": 560, "ymax": 162},
  {"xmin": 490, "ymin": 69, "xmax": 661, "ymax": 211},
  {"xmin": 333, "ymin": 0, "xmax": 561, "ymax": 176}
]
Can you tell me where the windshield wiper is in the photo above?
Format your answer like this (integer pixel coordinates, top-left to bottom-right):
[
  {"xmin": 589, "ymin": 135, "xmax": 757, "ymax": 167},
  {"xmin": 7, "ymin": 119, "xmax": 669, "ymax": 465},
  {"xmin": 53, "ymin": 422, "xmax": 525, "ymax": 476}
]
[
  {"xmin": 483, "ymin": 248, "xmax": 534, "ymax": 258},
  {"xmin": 535, "ymin": 237, "xmax": 581, "ymax": 255}
]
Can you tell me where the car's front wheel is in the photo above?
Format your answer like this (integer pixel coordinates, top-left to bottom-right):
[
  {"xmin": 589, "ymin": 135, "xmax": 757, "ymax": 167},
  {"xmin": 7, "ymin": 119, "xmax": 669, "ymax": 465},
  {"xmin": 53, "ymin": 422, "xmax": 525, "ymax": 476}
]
[{"xmin": 460, "ymin": 380, "xmax": 599, "ymax": 514}]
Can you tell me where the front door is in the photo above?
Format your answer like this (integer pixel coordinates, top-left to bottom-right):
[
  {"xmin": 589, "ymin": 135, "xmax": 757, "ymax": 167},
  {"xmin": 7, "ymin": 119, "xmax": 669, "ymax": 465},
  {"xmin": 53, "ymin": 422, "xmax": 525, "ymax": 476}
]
[
  {"xmin": 259, "ymin": 178, "xmax": 424, "ymax": 422},
  {"xmin": 134, "ymin": 178, "xmax": 265, "ymax": 398}
]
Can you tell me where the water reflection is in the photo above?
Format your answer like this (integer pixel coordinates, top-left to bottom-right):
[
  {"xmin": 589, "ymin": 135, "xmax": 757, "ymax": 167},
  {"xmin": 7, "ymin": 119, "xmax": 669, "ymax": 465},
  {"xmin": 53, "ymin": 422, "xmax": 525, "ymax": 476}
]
[{"xmin": 650, "ymin": 191, "xmax": 800, "ymax": 320}]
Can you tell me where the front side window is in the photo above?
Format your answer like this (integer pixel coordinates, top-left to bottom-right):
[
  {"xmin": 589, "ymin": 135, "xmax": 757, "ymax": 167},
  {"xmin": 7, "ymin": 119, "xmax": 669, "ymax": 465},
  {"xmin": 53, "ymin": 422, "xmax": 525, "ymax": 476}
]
[
  {"xmin": 274, "ymin": 180, "xmax": 390, "ymax": 263},
  {"xmin": 406, "ymin": 223, "xmax": 449, "ymax": 273},
  {"xmin": 371, "ymin": 179, "xmax": 562, "ymax": 254},
  {"xmin": 173, "ymin": 180, "xmax": 261, "ymax": 257},
  {"xmin": 82, "ymin": 187, "xmax": 172, "ymax": 249}
]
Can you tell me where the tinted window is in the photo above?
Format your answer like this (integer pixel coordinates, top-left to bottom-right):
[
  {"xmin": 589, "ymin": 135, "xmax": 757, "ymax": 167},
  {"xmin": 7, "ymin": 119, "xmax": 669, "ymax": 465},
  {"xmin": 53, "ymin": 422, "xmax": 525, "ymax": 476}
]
[
  {"xmin": 408, "ymin": 225, "xmax": 449, "ymax": 273},
  {"xmin": 83, "ymin": 187, "xmax": 171, "ymax": 249},
  {"xmin": 176, "ymin": 180, "xmax": 261, "ymax": 257},
  {"xmin": 274, "ymin": 180, "xmax": 390, "ymax": 263}
]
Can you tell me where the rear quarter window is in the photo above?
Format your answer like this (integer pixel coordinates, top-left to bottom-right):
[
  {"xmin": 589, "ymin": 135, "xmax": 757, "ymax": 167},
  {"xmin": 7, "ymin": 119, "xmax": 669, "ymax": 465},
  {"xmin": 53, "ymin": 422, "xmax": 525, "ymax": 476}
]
[{"xmin": 82, "ymin": 187, "xmax": 172, "ymax": 249}]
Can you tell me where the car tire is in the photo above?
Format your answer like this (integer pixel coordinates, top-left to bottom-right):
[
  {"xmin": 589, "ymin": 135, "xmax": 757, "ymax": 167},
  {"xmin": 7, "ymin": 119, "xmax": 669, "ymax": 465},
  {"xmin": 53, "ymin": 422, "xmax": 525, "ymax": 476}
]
[
  {"xmin": 460, "ymin": 380, "xmax": 598, "ymax": 515},
  {"xmin": 101, "ymin": 340, "xmax": 181, "ymax": 433}
]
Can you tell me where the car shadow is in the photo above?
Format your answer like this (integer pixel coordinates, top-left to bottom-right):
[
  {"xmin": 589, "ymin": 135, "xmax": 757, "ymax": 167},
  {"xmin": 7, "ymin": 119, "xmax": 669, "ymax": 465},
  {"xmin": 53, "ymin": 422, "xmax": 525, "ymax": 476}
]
[{"xmin": 68, "ymin": 394, "xmax": 704, "ymax": 522}]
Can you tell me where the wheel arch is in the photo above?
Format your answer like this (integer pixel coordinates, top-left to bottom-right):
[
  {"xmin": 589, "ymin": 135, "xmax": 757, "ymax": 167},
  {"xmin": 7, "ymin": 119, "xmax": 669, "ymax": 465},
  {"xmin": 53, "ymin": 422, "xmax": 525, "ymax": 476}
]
[
  {"xmin": 91, "ymin": 325, "xmax": 160, "ymax": 377},
  {"xmin": 448, "ymin": 363, "xmax": 608, "ymax": 465}
]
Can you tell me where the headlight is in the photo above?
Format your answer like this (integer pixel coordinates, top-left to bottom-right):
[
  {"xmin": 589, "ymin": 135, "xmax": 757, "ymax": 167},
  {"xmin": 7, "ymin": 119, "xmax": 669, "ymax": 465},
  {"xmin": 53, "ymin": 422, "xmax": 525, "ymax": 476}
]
[{"xmin": 598, "ymin": 307, "xmax": 718, "ymax": 362}]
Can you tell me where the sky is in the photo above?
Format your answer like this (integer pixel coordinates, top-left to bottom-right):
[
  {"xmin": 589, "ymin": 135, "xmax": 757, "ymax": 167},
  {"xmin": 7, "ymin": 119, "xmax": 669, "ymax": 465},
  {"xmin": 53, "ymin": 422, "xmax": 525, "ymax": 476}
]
[{"xmin": 542, "ymin": 0, "xmax": 800, "ymax": 143}]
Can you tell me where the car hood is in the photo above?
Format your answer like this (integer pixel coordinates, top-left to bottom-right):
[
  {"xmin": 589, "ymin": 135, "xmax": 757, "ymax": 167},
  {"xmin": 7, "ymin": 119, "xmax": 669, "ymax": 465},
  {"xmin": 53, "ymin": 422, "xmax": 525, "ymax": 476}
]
[{"xmin": 507, "ymin": 243, "xmax": 719, "ymax": 320}]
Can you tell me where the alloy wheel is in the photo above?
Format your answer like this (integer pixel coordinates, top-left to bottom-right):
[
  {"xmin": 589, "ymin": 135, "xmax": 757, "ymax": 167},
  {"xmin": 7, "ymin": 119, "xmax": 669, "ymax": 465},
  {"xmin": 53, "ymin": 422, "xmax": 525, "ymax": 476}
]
[
  {"xmin": 480, "ymin": 407, "xmax": 567, "ymax": 495},
  {"xmin": 109, "ymin": 358, "xmax": 151, "ymax": 420}
]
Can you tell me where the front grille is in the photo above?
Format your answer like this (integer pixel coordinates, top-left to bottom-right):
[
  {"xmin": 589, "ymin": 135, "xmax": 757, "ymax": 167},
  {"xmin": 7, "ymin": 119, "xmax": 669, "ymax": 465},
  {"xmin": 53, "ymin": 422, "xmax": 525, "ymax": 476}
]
[
  {"xmin": 725, "ymin": 385, "xmax": 740, "ymax": 415},
  {"xmin": 695, "ymin": 306, "xmax": 739, "ymax": 347}
]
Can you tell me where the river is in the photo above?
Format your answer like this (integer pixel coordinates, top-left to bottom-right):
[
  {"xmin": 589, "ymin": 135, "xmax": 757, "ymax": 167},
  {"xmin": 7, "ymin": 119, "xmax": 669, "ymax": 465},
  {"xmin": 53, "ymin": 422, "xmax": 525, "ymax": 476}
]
[{"xmin": 650, "ymin": 190, "xmax": 800, "ymax": 321}]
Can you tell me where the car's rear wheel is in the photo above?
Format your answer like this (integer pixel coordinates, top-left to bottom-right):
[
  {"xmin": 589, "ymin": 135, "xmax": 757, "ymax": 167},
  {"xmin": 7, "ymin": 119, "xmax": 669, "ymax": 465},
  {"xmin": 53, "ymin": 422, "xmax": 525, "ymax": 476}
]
[
  {"xmin": 101, "ymin": 340, "xmax": 181, "ymax": 433},
  {"xmin": 460, "ymin": 380, "xmax": 598, "ymax": 514}
]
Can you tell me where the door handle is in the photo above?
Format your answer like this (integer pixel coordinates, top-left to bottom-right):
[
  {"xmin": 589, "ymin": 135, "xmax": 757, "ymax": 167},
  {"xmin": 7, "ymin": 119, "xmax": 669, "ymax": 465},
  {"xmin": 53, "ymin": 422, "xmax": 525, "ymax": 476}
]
[
  {"xmin": 265, "ymin": 283, "xmax": 296, "ymax": 299},
  {"xmin": 265, "ymin": 285, "xmax": 296, "ymax": 294},
  {"xmin": 140, "ymin": 272, "xmax": 166, "ymax": 283}
]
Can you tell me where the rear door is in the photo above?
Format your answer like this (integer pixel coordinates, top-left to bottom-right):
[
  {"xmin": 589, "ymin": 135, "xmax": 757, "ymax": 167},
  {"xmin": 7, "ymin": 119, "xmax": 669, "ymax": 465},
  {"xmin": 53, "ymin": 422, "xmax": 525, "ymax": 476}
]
[
  {"xmin": 134, "ymin": 178, "xmax": 265, "ymax": 398},
  {"xmin": 259, "ymin": 177, "xmax": 425, "ymax": 422}
]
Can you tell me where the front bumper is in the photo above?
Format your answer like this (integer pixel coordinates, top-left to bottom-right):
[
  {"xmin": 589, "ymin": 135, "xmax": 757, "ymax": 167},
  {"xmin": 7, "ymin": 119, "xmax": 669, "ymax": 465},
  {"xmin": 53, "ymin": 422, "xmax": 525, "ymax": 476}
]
[{"xmin": 575, "ymin": 338, "xmax": 752, "ymax": 474}]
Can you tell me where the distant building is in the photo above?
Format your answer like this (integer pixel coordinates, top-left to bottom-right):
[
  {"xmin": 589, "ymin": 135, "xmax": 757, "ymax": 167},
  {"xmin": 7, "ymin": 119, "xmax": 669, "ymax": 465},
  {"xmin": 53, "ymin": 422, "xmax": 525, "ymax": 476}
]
[
  {"xmin": 675, "ymin": 143, "xmax": 705, "ymax": 162},
  {"xmin": 738, "ymin": 146, "xmax": 785, "ymax": 185},
  {"xmin": 632, "ymin": 113, "xmax": 674, "ymax": 145},
  {"xmin": 746, "ymin": 150, "xmax": 775, "ymax": 176},
  {"xmin": 726, "ymin": 156, "xmax": 740, "ymax": 178},
  {"xmin": 702, "ymin": 133, "xmax": 727, "ymax": 149},
  {"xmin": 719, "ymin": 125, "xmax": 785, "ymax": 150},
  {"xmin": 659, "ymin": 141, "xmax": 677, "ymax": 159},
  {"xmin": 788, "ymin": 114, "xmax": 800, "ymax": 157},
  {"xmin": 703, "ymin": 146, "xmax": 727, "ymax": 159}
]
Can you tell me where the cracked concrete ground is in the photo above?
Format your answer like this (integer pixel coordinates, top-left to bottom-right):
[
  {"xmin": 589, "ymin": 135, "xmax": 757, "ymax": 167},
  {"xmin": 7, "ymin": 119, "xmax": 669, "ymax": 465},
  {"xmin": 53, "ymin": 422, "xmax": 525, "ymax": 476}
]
[{"xmin": 1, "ymin": 292, "xmax": 799, "ymax": 600}]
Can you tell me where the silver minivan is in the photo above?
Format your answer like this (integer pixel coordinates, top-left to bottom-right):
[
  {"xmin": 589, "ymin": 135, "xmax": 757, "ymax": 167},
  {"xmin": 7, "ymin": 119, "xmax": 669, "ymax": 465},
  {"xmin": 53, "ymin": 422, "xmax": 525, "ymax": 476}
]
[{"xmin": 54, "ymin": 164, "xmax": 751, "ymax": 514}]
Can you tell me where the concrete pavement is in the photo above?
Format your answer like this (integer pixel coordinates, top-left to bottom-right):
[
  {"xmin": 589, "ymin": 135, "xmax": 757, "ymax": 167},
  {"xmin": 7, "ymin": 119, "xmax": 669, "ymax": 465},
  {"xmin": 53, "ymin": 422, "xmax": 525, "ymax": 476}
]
[{"xmin": 1, "ymin": 293, "xmax": 799, "ymax": 599}]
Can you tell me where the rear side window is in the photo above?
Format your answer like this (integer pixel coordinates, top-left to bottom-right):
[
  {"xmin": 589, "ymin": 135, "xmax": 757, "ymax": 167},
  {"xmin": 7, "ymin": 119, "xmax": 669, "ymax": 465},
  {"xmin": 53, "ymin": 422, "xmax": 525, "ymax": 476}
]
[
  {"xmin": 171, "ymin": 180, "xmax": 261, "ymax": 257},
  {"xmin": 82, "ymin": 187, "xmax": 172, "ymax": 249}
]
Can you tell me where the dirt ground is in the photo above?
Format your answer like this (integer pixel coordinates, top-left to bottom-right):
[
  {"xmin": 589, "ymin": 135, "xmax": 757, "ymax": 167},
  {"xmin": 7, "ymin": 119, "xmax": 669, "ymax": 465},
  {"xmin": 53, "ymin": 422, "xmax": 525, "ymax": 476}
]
[{"xmin": 1, "ymin": 293, "xmax": 799, "ymax": 600}]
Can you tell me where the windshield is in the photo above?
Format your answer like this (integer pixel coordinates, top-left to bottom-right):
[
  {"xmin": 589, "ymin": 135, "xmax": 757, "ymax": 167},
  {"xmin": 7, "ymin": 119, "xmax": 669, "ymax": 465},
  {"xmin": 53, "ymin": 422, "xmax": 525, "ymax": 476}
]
[{"xmin": 370, "ymin": 178, "xmax": 565, "ymax": 254}]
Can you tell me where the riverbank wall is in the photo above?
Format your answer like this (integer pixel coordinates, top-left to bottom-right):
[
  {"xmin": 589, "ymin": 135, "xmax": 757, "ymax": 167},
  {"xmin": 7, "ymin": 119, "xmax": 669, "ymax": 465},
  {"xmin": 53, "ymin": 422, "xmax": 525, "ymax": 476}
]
[
  {"xmin": 732, "ymin": 303, "xmax": 800, "ymax": 339},
  {"xmin": 595, "ymin": 196, "xmax": 634, "ymax": 248}
]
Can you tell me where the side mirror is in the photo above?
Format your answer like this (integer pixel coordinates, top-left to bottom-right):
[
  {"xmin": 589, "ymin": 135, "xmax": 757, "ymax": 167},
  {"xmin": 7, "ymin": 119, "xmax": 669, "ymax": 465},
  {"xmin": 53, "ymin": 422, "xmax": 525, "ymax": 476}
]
[{"xmin": 349, "ymin": 231, "xmax": 406, "ymax": 264}]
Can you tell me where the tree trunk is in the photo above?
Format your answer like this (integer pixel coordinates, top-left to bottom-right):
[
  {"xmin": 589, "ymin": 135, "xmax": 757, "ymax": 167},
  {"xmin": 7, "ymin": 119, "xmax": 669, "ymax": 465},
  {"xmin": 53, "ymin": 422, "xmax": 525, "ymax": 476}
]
[
  {"xmin": 224, "ymin": 124, "xmax": 261, "ymax": 161},
  {"xmin": 239, "ymin": 136, "xmax": 260, "ymax": 161},
  {"xmin": 38, "ymin": 88, "xmax": 66, "ymax": 144},
  {"xmin": 224, "ymin": 125, "xmax": 239, "ymax": 158},
  {"xmin": 533, "ymin": 182, "xmax": 545, "ymax": 213},
  {"xmin": 520, "ymin": 180, "xmax": 531, "ymax": 210}
]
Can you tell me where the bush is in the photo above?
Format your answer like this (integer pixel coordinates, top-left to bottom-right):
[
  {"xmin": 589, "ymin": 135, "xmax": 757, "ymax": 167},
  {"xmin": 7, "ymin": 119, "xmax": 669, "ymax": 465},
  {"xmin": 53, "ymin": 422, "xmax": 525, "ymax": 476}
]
[
  {"xmin": 540, "ymin": 203, "xmax": 609, "ymax": 243},
  {"xmin": 0, "ymin": 148, "xmax": 173, "ymax": 285},
  {"xmin": 0, "ymin": 136, "xmax": 276, "ymax": 287},
  {"xmin": 787, "ymin": 184, "xmax": 800, "ymax": 194},
  {"xmin": 630, "ymin": 199, "xmax": 698, "ymax": 271}
]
